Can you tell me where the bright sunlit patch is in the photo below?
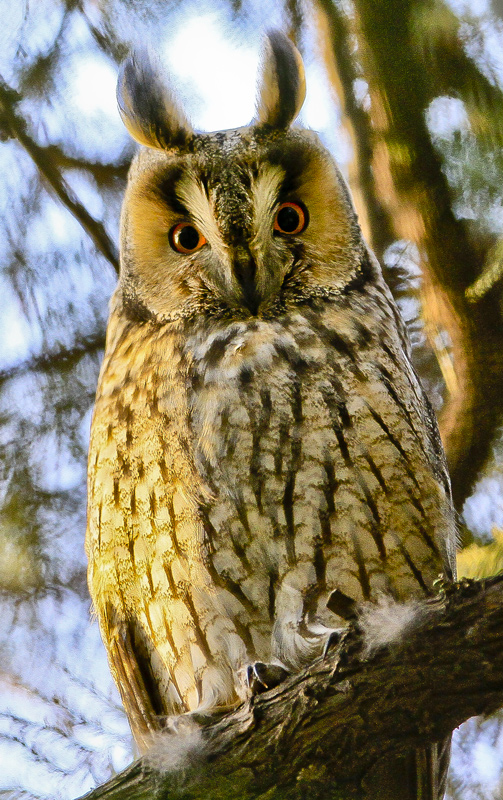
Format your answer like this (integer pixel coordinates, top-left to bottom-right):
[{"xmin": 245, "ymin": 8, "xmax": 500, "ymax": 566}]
[
  {"xmin": 426, "ymin": 96, "xmax": 470, "ymax": 140},
  {"xmin": 163, "ymin": 13, "xmax": 258, "ymax": 131},
  {"xmin": 302, "ymin": 60, "xmax": 332, "ymax": 131},
  {"xmin": 463, "ymin": 476, "xmax": 503, "ymax": 537},
  {"xmin": 445, "ymin": 0, "xmax": 490, "ymax": 17},
  {"xmin": 473, "ymin": 737, "xmax": 502, "ymax": 789},
  {"xmin": 301, "ymin": 58, "xmax": 349, "ymax": 165},
  {"xmin": 69, "ymin": 54, "xmax": 118, "ymax": 116}
]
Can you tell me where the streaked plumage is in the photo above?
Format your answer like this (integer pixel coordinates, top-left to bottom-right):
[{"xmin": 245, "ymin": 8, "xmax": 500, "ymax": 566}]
[{"xmin": 86, "ymin": 32, "xmax": 456, "ymax": 797}]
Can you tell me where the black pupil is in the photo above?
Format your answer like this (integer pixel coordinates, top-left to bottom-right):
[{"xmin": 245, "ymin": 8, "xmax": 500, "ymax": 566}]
[
  {"xmin": 277, "ymin": 205, "xmax": 300, "ymax": 232},
  {"xmin": 178, "ymin": 225, "xmax": 200, "ymax": 250}
]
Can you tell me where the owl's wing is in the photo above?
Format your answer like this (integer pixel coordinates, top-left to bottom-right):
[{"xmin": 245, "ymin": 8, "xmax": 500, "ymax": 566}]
[
  {"xmin": 86, "ymin": 298, "xmax": 213, "ymax": 749},
  {"xmin": 105, "ymin": 604, "xmax": 163, "ymax": 752}
]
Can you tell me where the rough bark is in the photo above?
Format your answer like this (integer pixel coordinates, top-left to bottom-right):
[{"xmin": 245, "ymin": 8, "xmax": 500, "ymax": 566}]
[{"xmin": 77, "ymin": 575, "xmax": 503, "ymax": 800}]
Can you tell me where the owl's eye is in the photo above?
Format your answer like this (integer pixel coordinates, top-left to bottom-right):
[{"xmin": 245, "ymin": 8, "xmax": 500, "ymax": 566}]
[
  {"xmin": 273, "ymin": 202, "xmax": 307, "ymax": 235},
  {"xmin": 170, "ymin": 222, "xmax": 207, "ymax": 254}
]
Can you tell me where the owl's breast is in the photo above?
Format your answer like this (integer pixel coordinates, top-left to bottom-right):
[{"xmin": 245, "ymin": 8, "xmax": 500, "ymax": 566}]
[{"xmin": 184, "ymin": 302, "xmax": 454, "ymax": 638}]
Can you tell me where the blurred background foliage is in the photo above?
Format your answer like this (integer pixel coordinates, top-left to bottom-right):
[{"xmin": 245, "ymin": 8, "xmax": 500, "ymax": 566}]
[{"xmin": 1, "ymin": 0, "xmax": 503, "ymax": 797}]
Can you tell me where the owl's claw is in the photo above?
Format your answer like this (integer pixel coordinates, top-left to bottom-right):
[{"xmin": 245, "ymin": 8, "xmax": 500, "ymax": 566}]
[
  {"xmin": 323, "ymin": 629, "xmax": 346, "ymax": 658},
  {"xmin": 246, "ymin": 662, "xmax": 289, "ymax": 695}
]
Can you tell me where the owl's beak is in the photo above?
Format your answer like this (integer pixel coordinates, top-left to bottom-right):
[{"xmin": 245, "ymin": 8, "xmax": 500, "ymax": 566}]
[{"xmin": 233, "ymin": 246, "xmax": 260, "ymax": 315}]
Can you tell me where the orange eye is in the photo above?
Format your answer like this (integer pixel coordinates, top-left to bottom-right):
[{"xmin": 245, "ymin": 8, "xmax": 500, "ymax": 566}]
[
  {"xmin": 170, "ymin": 222, "xmax": 207, "ymax": 254},
  {"xmin": 273, "ymin": 202, "xmax": 307, "ymax": 235}
]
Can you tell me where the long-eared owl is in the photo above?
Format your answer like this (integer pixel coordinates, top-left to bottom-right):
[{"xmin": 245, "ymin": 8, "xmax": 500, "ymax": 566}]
[{"xmin": 86, "ymin": 31, "xmax": 456, "ymax": 798}]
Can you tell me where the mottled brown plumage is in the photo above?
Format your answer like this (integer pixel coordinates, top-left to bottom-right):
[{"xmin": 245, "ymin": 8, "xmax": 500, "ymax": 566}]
[{"xmin": 86, "ymin": 32, "xmax": 456, "ymax": 796}]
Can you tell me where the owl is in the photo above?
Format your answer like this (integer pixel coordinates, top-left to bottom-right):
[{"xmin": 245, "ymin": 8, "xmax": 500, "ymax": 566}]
[{"xmin": 86, "ymin": 31, "xmax": 456, "ymax": 798}]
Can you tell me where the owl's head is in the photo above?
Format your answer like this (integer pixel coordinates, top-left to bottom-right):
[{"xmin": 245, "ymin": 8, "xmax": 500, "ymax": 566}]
[{"xmin": 117, "ymin": 31, "xmax": 370, "ymax": 322}]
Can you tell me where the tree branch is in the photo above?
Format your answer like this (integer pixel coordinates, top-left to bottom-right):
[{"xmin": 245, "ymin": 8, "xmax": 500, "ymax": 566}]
[
  {"xmin": 0, "ymin": 332, "xmax": 106, "ymax": 387},
  {"xmin": 77, "ymin": 575, "xmax": 503, "ymax": 800},
  {"xmin": 43, "ymin": 144, "xmax": 130, "ymax": 187},
  {"xmin": 0, "ymin": 78, "xmax": 119, "ymax": 274}
]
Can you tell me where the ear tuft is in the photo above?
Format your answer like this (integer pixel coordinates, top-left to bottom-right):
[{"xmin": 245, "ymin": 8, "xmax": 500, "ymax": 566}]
[
  {"xmin": 117, "ymin": 48, "xmax": 193, "ymax": 151},
  {"xmin": 256, "ymin": 31, "xmax": 306, "ymax": 129}
]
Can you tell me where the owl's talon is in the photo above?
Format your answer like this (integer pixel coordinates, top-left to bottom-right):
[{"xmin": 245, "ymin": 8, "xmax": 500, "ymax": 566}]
[
  {"xmin": 246, "ymin": 662, "xmax": 289, "ymax": 695},
  {"xmin": 323, "ymin": 629, "xmax": 345, "ymax": 658}
]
